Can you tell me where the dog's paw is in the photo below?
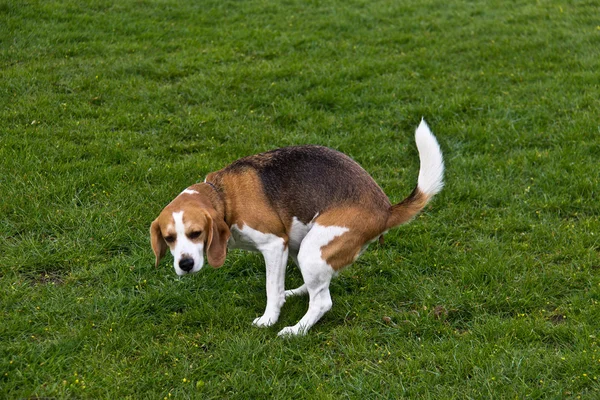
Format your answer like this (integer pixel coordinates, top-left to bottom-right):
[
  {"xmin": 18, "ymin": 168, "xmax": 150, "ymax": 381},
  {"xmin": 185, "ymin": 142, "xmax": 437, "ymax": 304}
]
[
  {"xmin": 277, "ymin": 325, "xmax": 305, "ymax": 337},
  {"xmin": 252, "ymin": 315, "xmax": 277, "ymax": 328}
]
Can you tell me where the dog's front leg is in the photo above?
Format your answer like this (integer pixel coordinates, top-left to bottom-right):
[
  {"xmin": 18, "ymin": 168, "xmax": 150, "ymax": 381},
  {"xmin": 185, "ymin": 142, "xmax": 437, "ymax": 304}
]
[{"xmin": 252, "ymin": 240, "xmax": 289, "ymax": 328}]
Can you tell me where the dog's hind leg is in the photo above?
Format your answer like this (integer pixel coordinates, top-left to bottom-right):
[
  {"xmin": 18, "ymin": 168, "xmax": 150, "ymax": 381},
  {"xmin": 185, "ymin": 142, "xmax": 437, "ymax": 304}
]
[
  {"xmin": 278, "ymin": 207, "xmax": 386, "ymax": 336},
  {"xmin": 278, "ymin": 224, "xmax": 349, "ymax": 336}
]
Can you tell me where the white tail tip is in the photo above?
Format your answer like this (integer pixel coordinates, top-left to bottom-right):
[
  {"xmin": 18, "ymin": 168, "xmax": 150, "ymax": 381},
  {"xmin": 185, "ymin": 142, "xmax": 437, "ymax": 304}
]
[{"xmin": 415, "ymin": 119, "xmax": 444, "ymax": 196}]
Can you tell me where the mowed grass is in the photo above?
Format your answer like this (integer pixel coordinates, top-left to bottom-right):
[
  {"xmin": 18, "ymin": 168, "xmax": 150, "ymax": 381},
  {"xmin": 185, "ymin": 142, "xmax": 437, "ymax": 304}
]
[{"xmin": 1, "ymin": 0, "xmax": 599, "ymax": 398}]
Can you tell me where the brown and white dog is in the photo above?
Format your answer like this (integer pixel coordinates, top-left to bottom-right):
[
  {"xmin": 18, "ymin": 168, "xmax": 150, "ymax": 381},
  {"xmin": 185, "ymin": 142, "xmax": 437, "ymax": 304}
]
[{"xmin": 150, "ymin": 119, "xmax": 444, "ymax": 336}]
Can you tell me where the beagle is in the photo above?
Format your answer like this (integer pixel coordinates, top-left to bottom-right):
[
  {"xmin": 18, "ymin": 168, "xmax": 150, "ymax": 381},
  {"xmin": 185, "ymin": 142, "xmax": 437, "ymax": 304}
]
[{"xmin": 150, "ymin": 119, "xmax": 444, "ymax": 336}]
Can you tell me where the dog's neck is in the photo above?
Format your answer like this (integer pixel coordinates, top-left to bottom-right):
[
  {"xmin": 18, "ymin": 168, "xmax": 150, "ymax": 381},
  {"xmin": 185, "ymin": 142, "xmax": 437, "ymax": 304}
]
[{"xmin": 187, "ymin": 182, "xmax": 227, "ymax": 224}]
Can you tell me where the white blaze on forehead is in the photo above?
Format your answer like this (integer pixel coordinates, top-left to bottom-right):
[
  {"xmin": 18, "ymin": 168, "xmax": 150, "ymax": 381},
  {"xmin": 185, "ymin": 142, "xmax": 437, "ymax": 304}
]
[
  {"xmin": 172, "ymin": 211, "xmax": 186, "ymax": 236},
  {"xmin": 172, "ymin": 210, "xmax": 194, "ymax": 252},
  {"xmin": 171, "ymin": 210, "xmax": 205, "ymax": 275}
]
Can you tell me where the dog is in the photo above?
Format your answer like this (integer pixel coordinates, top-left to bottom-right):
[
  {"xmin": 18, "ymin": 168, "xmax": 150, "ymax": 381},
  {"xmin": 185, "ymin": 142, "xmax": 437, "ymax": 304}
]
[{"xmin": 150, "ymin": 119, "xmax": 444, "ymax": 336}]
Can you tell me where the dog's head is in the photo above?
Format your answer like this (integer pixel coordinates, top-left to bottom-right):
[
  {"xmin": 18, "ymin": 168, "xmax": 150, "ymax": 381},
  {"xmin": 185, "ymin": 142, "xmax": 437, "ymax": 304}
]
[{"xmin": 150, "ymin": 190, "xmax": 230, "ymax": 275}]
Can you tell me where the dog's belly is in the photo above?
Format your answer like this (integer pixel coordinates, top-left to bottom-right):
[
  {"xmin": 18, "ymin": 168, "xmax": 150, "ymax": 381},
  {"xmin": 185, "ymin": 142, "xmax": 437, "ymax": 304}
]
[{"xmin": 288, "ymin": 216, "xmax": 314, "ymax": 254}]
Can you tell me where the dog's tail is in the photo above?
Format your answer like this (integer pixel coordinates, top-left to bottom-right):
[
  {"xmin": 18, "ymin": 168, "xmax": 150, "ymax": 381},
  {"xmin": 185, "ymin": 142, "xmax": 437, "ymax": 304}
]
[{"xmin": 385, "ymin": 119, "xmax": 444, "ymax": 230}]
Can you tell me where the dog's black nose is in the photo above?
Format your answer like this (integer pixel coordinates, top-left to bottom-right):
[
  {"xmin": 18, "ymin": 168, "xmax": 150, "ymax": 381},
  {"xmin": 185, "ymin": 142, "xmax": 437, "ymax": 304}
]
[{"xmin": 179, "ymin": 257, "xmax": 194, "ymax": 272}]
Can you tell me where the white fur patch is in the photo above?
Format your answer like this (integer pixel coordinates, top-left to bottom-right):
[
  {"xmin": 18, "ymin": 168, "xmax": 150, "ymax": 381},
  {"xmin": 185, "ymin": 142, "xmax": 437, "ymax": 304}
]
[
  {"xmin": 227, "ymin": 224, "xmax": 284, "ymax": 252},
  {"xmin": 180, "ymin": 189, "xmax": 199, "ymax": 196},
  {"xmin": 415, "ymin": 119, "xmax": 445, "ymax": 196},
  {"xmin": 228, "ymin": 224, "xmax": 276, "ymax": 252},
  {"xmin": 171, "ymin": 211, "xmax": 204, "ymax": 276}
]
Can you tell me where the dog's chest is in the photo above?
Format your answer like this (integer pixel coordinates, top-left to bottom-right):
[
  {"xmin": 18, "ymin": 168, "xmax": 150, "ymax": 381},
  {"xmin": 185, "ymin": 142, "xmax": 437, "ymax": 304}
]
[
  {"xmin": 228, "ymin": 225, "xmax": 263, "ymax": 251},
  {"xmin": 227, "ymin": 217, "xmax": 314, "ymax": 254}
]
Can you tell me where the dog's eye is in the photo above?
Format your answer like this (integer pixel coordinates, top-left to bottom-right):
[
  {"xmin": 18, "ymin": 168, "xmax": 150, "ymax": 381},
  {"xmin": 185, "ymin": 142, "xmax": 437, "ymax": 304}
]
[
  {"xmin": 188, "ymin": 231, "xmax": 202, "ymax": 240},
  {"xmin": 164, "ymin": 235, "xmax": 176, "ymax": 244}
]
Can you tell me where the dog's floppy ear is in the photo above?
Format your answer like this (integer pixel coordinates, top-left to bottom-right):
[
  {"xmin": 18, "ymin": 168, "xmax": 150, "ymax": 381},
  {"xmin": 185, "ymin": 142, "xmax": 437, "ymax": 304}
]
[
  {"xmin": 150, "ymin": 218, "xmax": 167, "ymax": 268},
  {"xmin": 205, "ymin": 212, "xmax": 230, "ymax": 268}
]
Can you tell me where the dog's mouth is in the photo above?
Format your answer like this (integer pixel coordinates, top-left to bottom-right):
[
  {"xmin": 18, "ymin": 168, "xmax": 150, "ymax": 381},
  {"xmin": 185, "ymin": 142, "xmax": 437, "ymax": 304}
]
[{"xmin": 175, "ymin": 267, "xmax": 197, "ymax": 276}]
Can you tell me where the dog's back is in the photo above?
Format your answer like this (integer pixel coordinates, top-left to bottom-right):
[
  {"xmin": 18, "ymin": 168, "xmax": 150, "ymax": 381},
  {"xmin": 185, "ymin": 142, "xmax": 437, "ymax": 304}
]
[{"xmin": 222, "ymin": 145, "xmax": 391, "ymax": 224}]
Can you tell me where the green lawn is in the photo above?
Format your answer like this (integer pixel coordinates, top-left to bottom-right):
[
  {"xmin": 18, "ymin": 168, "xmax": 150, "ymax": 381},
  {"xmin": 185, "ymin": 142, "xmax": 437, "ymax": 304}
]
[{"xmin": 1, "ymin": 0, "xmax": 599, "ymax": 398}]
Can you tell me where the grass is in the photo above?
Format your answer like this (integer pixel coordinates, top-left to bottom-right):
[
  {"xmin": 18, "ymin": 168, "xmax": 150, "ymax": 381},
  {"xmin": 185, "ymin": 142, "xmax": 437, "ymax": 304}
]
[{"xmin": 1, "ymin": 0, "xmax": 599, "ymax": 398}]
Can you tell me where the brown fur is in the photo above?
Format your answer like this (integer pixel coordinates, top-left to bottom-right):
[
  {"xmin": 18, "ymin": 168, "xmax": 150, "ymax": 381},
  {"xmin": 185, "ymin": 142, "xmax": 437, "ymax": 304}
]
[
  {"xmin": 206, "ymin": 169, "xmax": 289, "ymax": 241},
  {"xmin": 385, "ymin": 188, "xmax": 431, "ymax": 230},
  {"xmin": 315, "ymin": 206, "xmax": 387, "ymax": 270}
]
